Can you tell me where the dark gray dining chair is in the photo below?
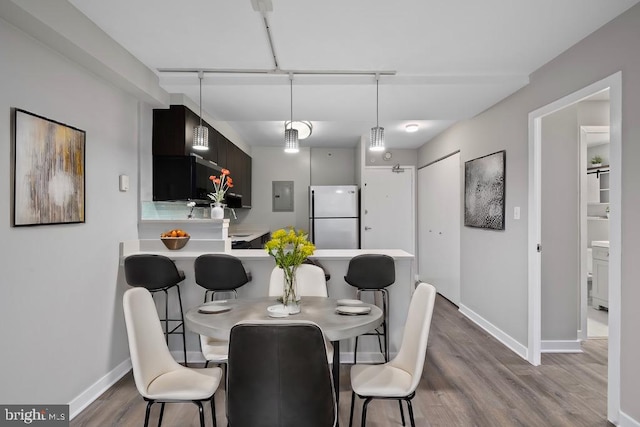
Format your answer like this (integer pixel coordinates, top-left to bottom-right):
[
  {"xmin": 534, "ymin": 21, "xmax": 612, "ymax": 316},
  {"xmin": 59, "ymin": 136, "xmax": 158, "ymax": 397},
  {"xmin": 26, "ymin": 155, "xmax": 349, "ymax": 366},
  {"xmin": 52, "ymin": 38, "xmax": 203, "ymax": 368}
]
[{"xmin": 226, "ymin": 321, "xmax": 336, "ymax": 427}]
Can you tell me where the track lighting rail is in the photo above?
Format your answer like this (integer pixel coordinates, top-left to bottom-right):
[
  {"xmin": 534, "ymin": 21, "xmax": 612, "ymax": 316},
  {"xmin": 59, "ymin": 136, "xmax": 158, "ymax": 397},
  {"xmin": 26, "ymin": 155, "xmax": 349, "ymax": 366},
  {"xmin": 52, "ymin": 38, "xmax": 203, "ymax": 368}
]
[{"xmin": 157, "ymin": 68, "xmax": 396, "ymax": 76}]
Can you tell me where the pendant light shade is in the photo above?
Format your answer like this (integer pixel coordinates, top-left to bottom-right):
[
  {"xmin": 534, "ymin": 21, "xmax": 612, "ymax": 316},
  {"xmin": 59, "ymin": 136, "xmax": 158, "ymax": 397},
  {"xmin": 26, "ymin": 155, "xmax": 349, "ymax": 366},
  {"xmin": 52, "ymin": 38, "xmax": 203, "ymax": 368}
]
[
  {"xmin": 284, "ymin": 75, "xmax": 299, "ymax": 153},
  {"xmin": 370, "ymin": 126, "xmax": 385, "ymax": 151},
  {"xmin": 284, "ymin": 128, "xmax": 299, "ymax": 153},
  {"xmin": 193, "ymin": 71, "xmax": 209, "ymax": 151},
  {"xmin": 369, "ymin": 75, "xmax": 385, "ymax": 152}
]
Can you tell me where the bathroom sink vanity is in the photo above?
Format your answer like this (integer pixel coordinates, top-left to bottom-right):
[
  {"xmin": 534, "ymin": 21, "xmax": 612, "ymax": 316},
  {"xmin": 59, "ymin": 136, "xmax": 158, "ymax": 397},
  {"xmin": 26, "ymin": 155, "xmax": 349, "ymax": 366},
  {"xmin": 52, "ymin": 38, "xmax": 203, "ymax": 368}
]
[{"xmin": 591, "ymin": 241, "xmax": 609, "ymax": 310}]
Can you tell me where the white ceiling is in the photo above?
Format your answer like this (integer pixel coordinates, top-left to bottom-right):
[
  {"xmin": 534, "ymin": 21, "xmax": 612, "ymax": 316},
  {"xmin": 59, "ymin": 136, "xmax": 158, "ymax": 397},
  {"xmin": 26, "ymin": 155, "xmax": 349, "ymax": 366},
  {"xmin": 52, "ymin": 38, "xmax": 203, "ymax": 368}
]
[{"xmin": 68, "ymin": 0, "xmax": 638, "ymax": 149}]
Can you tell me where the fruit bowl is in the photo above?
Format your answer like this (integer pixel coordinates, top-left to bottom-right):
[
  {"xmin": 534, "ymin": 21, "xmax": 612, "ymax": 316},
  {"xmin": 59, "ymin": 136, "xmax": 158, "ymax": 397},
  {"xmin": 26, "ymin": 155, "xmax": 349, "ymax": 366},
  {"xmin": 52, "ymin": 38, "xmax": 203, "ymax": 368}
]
[
  {"xmin": 160, "ymin": 229, "xmax": 191, "ymax": 250},
  {"xmin": 161, "ymin": 236, "xmax": 190, "ymax": 250}
]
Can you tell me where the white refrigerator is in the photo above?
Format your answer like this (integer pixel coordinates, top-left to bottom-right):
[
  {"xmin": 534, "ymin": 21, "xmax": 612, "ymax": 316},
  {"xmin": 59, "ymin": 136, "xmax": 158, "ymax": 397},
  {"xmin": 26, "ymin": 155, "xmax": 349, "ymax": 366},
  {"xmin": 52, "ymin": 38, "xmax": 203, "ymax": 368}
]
[{"xmin": 309, "ymin": 185, "xmax": 359, "ymax": 249}]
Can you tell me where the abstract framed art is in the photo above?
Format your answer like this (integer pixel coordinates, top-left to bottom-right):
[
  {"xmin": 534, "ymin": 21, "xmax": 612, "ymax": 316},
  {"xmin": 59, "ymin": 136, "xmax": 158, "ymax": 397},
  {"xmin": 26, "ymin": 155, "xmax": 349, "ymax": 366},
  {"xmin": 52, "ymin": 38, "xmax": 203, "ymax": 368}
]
[
  {"xmin": 12, "ymin": 109, "xmax": 85, "ymax": 226},
  {"xmin": 464, "ymin": 150, "xmax": 506, "ymax": 230}
]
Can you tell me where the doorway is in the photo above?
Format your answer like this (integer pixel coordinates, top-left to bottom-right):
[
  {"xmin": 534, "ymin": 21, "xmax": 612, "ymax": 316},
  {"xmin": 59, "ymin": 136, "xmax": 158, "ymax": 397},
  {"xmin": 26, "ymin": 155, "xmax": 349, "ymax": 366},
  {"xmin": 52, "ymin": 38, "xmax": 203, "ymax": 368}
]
[
  {"xmin": 528, "ymin": 72, "xmax": 621, "ymax": 422},
  {"xmin": 580, "ymin": 124, "xmax": 610, "ymax": 341}
]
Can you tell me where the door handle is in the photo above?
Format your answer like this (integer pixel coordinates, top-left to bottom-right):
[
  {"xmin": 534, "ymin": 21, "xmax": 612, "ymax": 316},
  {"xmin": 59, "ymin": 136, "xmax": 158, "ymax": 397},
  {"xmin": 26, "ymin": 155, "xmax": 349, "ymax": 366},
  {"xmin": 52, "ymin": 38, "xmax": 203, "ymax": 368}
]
[{"xmin": 364, "ymin": 226, "xmax": 372, "ymax": 231}]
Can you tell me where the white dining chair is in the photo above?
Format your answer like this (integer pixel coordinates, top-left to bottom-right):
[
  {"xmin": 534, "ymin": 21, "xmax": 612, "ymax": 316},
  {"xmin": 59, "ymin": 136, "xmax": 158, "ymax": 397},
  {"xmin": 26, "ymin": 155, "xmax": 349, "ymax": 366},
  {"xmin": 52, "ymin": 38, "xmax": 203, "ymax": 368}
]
[
  {"xmin": 268, "ymin": 264, "xmax": 334, "ymax": 361},
  {"xmin": 348, "ymin": 282, "xmax": 437, "ymax": 427},
  {"xmin": 268, "ymin": 263, "xmax": 329, "ymax": 297},
  {"xmin": 123, "ymin": 287, "xmax": 223, "ymax": 427}
]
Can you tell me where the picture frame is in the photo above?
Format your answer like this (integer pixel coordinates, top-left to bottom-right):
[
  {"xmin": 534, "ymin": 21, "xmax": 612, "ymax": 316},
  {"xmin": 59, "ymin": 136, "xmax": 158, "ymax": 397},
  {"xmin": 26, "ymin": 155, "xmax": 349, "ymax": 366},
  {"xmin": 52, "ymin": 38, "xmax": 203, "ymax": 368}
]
[
  {"xmin": 464, "ymin": 150, "xmax": 506, "ymax": 230},
  {"xmin": 12, "ymin": 109, "xmax": 86, "ymax": 226}
]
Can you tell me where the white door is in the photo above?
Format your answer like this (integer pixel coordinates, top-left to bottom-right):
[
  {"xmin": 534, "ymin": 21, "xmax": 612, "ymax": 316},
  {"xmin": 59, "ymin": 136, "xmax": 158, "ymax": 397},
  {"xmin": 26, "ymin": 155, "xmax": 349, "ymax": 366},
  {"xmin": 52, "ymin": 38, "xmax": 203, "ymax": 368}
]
[
  {"xmin": 362, "ymin": 166, "xmax": 415, "ymax": 256},
  {"xmin": 418, "ymin": 153, "xmax": 461, "ymax": 305}
]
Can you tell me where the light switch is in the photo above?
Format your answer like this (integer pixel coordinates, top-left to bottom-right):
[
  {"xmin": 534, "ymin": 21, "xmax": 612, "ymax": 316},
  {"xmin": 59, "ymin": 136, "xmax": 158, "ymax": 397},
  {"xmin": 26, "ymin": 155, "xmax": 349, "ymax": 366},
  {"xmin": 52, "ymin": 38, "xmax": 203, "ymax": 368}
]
[
  {"xmin": 514, "ymin": 206, "xmax": 520, "ymax": 220},
  {"xmin": 119, "ymin": 174, "xmax": 129, "ymax": 192}
]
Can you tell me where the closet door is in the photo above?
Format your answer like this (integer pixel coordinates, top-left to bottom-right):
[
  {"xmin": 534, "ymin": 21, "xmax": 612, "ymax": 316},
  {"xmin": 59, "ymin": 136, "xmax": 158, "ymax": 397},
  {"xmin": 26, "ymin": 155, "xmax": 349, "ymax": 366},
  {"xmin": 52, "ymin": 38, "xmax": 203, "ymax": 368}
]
[{"xmin": 418, "ymin": 153, "xmax": 460, "ymax": 305}]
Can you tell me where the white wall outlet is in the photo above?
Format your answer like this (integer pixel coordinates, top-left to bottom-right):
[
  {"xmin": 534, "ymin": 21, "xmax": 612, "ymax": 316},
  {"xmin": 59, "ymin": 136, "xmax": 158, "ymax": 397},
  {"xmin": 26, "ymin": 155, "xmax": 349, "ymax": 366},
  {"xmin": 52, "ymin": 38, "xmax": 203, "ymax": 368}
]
[
  {"xmin": 119, "ymin": 174, "xmax": 129, "ymax": 192},
  {"xmin": 514, "ymin": 206, "xmax": 520, "ymax": 220}
]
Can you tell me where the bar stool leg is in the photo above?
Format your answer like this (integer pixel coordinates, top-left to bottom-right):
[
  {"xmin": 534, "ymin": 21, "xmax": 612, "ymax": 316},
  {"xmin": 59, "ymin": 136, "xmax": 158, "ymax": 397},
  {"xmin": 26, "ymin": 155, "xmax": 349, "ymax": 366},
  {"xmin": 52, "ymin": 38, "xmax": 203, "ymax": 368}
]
[
  {"xmin": 163, "ymin": 289, "xmax": 169, "ymax": 345},
  {"xmin": 175, "ymin": 285, "xmax": 187, "ymax": 366},
  {"xmin": 382, "ymin": 289, "xmax": 389, "ymax": 362}
]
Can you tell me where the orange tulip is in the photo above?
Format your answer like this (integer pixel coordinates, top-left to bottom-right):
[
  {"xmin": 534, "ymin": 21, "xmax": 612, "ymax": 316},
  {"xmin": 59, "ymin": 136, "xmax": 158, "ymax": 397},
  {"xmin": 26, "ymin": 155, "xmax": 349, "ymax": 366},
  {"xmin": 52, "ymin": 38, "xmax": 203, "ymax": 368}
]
[
  {"xmin": 227, "ymin": 177, "xmax": 233, "ymax": 183},
  {"xmin": 228, "ymin": 183, "xmax": 234, "ymax": 188},
  {"xmin": 209, "ymin": 175, "xmax": 215, "ymax": 181},
  {"xmin": 214, "ymin": 178, "xmax": 221, "ymax": 184},
  {"xmin": 221, "ymin": 169, "xmax": 230, "ymax": 175}
]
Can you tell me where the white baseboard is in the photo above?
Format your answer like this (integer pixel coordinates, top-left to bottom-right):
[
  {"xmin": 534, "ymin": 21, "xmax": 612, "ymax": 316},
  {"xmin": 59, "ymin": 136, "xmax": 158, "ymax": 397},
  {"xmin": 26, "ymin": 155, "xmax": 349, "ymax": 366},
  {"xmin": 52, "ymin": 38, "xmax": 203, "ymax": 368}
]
[
  {"xmin": 458, "ymin": 304, "xmax": 528, "ymax": 360},
  {"xmin": 620, "ymin": 410, "xmax": 640, "ymax": 427},
  {"xmin": 541, "ymin": 340, "xmax": 583, "ymax": 353},
  {"xmin": 69, "ymin": 358, "xmax": 132, "ymax": 419}
]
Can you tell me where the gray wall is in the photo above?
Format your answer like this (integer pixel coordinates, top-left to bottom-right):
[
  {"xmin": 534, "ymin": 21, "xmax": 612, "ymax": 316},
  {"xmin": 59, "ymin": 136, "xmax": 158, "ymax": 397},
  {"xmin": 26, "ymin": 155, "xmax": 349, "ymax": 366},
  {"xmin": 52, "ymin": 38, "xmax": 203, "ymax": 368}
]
[
  {"xmin": 418, "ymin": 3, "xmax": 640, "ymax": 421},
  {"xmin": 366, "ymin": 147, "xmax": 418, "ymax": 167},
  {"xmin": 241, "ymin": 147, "xmax": 312, "ymax": 232},
  {"xmin": 0, "ymin": 18, "xmax": 138, "ymax": 405},
  {"xmin": 310, "ymin": 147, "xmax": 356, "ymax": 185}
]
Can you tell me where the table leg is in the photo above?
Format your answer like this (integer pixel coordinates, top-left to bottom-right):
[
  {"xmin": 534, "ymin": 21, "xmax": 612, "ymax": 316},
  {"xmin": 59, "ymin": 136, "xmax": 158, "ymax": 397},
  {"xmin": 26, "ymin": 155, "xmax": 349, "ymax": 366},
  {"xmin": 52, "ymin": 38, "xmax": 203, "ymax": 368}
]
[{"xmin": 332, "ymin": 340, "xmax": 340, "ymax": 426}]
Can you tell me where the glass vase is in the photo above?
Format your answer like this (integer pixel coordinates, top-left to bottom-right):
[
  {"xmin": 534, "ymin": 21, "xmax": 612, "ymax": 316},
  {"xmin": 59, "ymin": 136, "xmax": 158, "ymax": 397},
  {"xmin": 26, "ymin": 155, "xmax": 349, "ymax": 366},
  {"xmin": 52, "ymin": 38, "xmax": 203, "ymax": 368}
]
[{"xmin": 282, "ymin": 266, "xmax": 300, "ymax": 314}]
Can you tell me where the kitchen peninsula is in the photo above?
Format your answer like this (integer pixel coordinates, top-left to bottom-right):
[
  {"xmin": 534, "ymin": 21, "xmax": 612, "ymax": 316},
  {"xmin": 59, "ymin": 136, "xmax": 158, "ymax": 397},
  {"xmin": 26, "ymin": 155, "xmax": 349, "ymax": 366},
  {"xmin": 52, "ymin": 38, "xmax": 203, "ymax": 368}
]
[{"xmin": 119, "ymin": 228, "xmax": 415, "ymax": 363}]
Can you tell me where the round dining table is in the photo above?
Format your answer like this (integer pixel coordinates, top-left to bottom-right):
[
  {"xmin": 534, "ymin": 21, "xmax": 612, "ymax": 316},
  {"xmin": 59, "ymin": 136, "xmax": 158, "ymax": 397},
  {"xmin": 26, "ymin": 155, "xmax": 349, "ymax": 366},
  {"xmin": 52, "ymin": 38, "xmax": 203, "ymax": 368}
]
[{"xmin": 185, "ymin": 296, "xmax": 383, "ymax": 408}]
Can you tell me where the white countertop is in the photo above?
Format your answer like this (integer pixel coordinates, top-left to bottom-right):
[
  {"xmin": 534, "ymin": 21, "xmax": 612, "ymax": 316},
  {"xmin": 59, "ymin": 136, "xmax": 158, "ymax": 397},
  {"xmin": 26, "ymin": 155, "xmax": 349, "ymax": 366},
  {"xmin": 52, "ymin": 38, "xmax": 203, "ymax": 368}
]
[
  {"xmin": 120, "ymin": 240, "xmax": 414, "ymax": 261},
  {"xmin": 139, "ymin": 219, "xmax": 228, "ymax": 224}
]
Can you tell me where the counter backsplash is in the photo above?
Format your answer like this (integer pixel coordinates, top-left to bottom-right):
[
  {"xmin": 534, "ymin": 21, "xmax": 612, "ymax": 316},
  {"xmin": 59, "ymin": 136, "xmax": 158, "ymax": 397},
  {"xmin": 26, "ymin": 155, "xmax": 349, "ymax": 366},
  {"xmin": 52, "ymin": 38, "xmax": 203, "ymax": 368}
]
[{"xmin": 142, "ymin": 201, "xmax": 212, "ymax": 220}]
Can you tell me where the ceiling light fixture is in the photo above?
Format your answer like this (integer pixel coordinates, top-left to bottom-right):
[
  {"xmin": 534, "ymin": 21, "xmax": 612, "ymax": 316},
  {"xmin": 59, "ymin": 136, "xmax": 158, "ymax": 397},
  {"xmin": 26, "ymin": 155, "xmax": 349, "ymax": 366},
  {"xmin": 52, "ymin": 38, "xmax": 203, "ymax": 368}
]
[
  {"xmin": 285, "ymin": 120, "xmax": 313, "ymax": 139},
  {"xmin": 370, "ymin": 74, "xmax": 385, "ymax": 152},
  {"xmin": 284, "ymin": 74, "xmax": 299, "ymax": 153},
  {"xmin": 405, "ymin": 123, "xmax": 419, "ymax": 133},
  {"xmin": 193, "ymin": 71, "xmax": 209, "ymax": 151}
]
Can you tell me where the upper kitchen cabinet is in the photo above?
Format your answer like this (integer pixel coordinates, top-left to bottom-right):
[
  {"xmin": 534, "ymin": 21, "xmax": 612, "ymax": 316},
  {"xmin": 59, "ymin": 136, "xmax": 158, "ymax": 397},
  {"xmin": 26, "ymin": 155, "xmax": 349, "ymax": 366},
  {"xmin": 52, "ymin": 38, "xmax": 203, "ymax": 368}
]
[
  {"xmin": 225, "ymin": 142, "xmax": 252, "ymax": 208},
  {"xmin": 152, "ymin": 105, "xmax": 252, "ymax": 207},
  {"xmin": 153, "ymin": 105, "xmax": 219, "ymax": 163}
]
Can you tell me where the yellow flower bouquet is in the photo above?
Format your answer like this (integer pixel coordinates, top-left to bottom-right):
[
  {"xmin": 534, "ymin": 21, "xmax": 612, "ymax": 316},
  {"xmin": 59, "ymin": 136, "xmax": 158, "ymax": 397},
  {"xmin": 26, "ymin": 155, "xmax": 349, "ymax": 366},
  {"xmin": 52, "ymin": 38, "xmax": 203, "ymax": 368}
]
[{"xmin": 265, "ymin": 227, "xmax": 316, "ymax": 308}]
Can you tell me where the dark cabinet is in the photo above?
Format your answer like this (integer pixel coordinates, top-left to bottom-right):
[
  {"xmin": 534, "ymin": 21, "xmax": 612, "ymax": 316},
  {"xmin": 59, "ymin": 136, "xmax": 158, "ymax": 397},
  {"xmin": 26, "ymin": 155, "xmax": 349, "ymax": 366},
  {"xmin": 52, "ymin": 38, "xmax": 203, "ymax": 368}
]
[
  {"xmin": 222, "ymin": 138, "xmax": 252, "ymax": 207},
  {"xmin": 153, "ymin": 105, "xmax": 219, "ymax": 164},
  {"xmin": 242, "ymin": 154, "xmax": 252, "ymax": 207},
  {"xmin": 152, "ymin": 105, "xmax": 252, "ymax": 207}
]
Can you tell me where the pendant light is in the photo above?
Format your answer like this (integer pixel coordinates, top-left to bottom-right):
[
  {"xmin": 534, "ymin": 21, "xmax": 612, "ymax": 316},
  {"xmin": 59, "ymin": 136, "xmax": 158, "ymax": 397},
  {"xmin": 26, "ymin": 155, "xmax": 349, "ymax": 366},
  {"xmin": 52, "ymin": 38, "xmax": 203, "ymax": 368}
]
[
  {"xmin": 284, "ymin": 74, "xmax": 299, "ymax": 153},
  {"xmin": 370, "ymin": 74, "xmax": 385, "ymax": 152},
  {"xmin": 285, "ymin": 120, "xmax": 313, "ymax": 139},
  {"xmin": 193, "ymin": 71, "xmax": 209, "ymax": 151}
]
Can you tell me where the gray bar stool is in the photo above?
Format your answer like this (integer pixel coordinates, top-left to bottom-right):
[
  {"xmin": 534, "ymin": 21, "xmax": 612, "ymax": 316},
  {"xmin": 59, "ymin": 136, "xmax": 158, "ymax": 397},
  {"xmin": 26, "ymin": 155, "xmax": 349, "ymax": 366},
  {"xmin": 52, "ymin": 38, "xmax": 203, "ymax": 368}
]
[
  {"xmin": 194, "ymin": 254, "xmax": 251, "ymax": 302},
  {"xmin": 344, "ymin": 254, "xmax": 395, "ymax": 363},
  {"xmin": 124, "ymin": 254, "xmax": 188, "ymax": 366},
  {"xmin": 194, "ymin": 254, "xmax": 251, "ymax": 369}
]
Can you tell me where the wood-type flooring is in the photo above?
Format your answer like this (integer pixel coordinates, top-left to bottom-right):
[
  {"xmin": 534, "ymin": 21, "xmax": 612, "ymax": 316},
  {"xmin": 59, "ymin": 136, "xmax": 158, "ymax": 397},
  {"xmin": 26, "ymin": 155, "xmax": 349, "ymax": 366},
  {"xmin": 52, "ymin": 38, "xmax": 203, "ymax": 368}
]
[{"xmin": 71, "ymin": 294, "xmax": 610, "ymax": 426}]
